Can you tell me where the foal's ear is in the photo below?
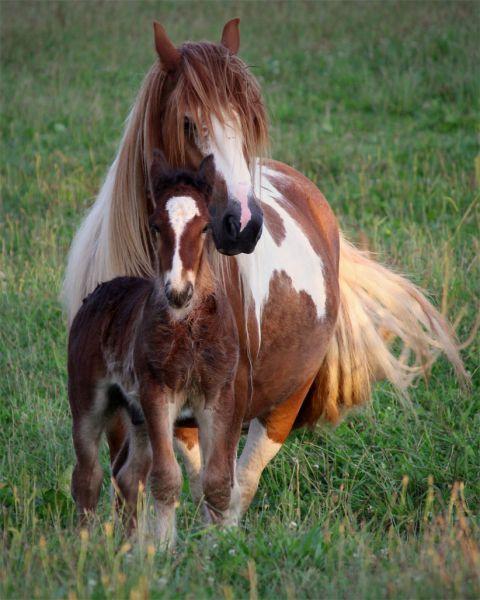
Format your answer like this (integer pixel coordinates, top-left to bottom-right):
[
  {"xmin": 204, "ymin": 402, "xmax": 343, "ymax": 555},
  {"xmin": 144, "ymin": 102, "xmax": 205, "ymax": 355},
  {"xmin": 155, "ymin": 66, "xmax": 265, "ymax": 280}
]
[
  {"xmin": 150, "ymin": 149, "xmax": 170, "ymax": 185},
  {"xmin": 153, "ymin": 21, "xmax": 181, "ymax": 72},
  {"xmin": 198, "ymin": 154, "xmax": 216, "ymax": 192},
  {"xmin": 221, "ymin": 18, "xmax": 240, "ymax": 54}
]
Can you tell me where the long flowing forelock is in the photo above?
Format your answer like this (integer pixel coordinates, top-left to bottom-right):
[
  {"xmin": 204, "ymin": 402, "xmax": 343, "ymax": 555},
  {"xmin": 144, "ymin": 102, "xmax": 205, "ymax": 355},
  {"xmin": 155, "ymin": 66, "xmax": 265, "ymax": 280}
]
[{"xmin": 162, "ymin": 42, "xmax": 269, "ymax": 169}]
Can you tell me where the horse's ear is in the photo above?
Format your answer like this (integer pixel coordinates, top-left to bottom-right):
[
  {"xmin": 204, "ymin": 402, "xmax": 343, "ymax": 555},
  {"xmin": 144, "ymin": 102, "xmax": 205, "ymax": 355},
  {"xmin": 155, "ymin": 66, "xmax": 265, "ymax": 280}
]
[
  {"xmin": 150, "ymin": 149, "xmax": 170, "ymax": 185},
  {"xmin": 153, "ymin": 21, "xmax": 181, "ymax": 72},
  {"xmin": 221, "ymin": 18, "xmax": 240, "ymax": 54},
  {"xmin": 198, "ymin": 154, "xmax": 216, "ymax": 192}
]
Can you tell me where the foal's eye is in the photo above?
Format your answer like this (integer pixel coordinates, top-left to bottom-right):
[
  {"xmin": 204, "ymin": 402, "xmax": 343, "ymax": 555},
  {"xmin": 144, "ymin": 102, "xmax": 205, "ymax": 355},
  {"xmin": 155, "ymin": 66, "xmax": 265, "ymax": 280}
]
[
  {"xmin": 150, "ymin": 223, "xmax": 160, "ymax": 234},
  {"xmin": 202, "ymin": 224, "xmax": 210, "ymax": 234}
]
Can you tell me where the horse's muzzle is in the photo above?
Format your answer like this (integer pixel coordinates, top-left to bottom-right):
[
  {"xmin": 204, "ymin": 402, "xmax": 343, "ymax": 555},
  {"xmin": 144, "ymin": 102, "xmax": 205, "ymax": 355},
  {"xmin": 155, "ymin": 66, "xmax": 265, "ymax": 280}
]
[{"xmin": 211, "ymin": 194, "xmax": 263, "ymax": 255}]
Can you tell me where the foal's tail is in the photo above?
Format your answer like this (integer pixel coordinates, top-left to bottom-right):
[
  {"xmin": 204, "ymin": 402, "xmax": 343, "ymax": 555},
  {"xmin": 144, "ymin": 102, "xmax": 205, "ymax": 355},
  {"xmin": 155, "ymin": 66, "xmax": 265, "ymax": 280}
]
[{"xmin": 309, "ymin": 235, "xmax": 469, "ymax": 424}]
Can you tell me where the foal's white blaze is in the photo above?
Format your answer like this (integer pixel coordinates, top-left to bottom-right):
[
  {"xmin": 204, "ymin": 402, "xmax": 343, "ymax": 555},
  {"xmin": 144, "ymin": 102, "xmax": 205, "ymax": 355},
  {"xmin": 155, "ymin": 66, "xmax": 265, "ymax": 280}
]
[
  {"xmin": 206, "ymin": 114, "xmax": 253, "ymax": 231},
  {"xmin": 235, "ymin": 165, "xmax": 327, "ymax": 328},
  {"xmin": 165, "ymin": 195, "xmax": 199, "ymax": 290}
]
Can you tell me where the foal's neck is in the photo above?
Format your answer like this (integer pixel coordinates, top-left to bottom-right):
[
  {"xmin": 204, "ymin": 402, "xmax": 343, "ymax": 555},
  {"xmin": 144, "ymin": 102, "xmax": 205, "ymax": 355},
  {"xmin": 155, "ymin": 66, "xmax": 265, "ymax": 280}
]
[{"xmin": 193, "ymin": 252, "xmax": 216, "ymax": 301}]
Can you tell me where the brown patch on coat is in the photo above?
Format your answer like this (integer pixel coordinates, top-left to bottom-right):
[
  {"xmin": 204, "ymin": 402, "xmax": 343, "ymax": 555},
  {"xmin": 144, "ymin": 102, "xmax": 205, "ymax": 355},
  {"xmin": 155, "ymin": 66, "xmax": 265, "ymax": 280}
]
[
  {"xmin": 264, "ymin": 160, "xmax": 339, "ymax": 263},
  {"xmin": 261, "ymin": 201, "xmax": 286, "ymax": 246},
  {"xmin": 260, "ymin": 376, "xmax": 316, "ymax": 444},
  {"xmin": 174, "ymin": 426, "xmax": 199, "ymax": 450},
  {"xmin": 242, "ymin": 271, "xmax": 334, "ymax": 421}
]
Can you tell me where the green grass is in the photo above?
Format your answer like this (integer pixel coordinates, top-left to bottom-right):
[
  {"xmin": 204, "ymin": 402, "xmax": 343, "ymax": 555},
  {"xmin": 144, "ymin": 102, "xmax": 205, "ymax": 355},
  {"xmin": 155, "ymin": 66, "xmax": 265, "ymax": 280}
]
[{"xmin": 1, "ymin": 1, "xmax": 479, "ymax": 598}]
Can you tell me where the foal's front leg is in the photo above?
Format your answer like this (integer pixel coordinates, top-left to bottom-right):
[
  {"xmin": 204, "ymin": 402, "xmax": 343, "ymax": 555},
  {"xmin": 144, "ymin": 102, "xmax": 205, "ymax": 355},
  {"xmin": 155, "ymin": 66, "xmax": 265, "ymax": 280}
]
[
  {"xmin": 196, "ymin": 383, "xmax": 243, "ymax": 526},
  {"xmin": 140, "ymin": 382, "xmax": 182, "ymax": 547}
]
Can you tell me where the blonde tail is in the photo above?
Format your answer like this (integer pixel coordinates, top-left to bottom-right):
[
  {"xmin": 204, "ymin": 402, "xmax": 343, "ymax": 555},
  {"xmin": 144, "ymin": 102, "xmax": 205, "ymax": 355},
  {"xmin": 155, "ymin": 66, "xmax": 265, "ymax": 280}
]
[{"xmin": 311, "ymin": 235, "xmax": 468, "ymax": 424}]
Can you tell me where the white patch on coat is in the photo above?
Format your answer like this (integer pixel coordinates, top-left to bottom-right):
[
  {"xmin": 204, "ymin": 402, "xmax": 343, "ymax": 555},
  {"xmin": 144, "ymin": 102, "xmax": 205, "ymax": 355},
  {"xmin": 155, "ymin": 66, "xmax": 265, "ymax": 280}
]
[
  {"xmin": 204, "ymin": 114, "xmax": 253, "ymax": 231},
  {"xmin": 164, "ymin": 196, "xmax": 200, "ymax": 290},
  {"xmin": 235, "ymin": 165, "xmax": 327, "ymax": 329}
]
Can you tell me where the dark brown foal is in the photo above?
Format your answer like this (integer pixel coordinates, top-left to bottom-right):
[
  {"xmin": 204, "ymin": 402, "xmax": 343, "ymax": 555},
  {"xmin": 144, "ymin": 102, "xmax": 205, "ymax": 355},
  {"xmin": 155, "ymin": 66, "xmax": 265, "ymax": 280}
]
[{"xmin": 68, "ymin": 152, "xmax": 241, "ymax": 546}]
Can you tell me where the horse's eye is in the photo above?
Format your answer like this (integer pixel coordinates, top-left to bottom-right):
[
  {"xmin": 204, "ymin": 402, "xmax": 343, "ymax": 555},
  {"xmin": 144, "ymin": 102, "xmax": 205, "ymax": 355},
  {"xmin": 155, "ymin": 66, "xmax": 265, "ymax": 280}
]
[
  {"xmin": 150, "ymin": 223, "xmax": 160, "ymax": 234},
  {"xmin": 184, "ymin": 117, "xmax": 196, "ymax": 133},
  {"xmin": 202, "ymin": 224, "xmax": 210, "ymax": 234}
]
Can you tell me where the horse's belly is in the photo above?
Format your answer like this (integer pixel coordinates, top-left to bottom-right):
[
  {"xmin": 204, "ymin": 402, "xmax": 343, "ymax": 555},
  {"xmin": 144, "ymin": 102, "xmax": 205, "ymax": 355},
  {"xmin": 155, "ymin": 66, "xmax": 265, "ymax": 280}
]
[{"xmin": 244, "ymin": 269, "xmax": 335, "ymax": 419}]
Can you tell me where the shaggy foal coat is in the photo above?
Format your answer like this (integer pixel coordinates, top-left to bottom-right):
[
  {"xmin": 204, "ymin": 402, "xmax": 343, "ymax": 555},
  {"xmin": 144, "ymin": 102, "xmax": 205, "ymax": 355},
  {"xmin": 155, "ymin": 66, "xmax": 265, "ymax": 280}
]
[{"xmin": 68, "ymin": 154, "xmax": 241, "ymax": 544}]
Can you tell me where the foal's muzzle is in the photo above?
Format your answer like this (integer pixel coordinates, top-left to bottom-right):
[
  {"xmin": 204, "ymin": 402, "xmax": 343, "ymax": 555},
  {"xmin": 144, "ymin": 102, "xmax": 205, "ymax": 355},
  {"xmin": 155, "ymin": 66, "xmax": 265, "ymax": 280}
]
[{"xmin": 165, "ymin": 282, "xmax": 194, "ymax": 309}]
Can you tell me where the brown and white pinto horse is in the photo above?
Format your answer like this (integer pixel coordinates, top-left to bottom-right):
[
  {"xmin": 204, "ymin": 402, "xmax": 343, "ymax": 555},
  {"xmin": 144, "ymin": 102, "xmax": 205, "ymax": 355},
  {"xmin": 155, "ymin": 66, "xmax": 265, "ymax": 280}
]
[
  {"xmin": 63, "ymin": 20, "xmax": 466, "ymax": 522},
  {"xmin": 69, "ymin": 154, "xmax": 242, "ymax": 544}
]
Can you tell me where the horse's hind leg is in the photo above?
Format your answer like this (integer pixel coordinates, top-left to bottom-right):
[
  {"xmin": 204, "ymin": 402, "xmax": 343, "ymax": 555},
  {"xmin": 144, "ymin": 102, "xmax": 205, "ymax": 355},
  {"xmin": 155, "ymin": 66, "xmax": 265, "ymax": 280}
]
[
  {"xmin": 174, "ymin": 426, "xmax": 202, "ymax": 503},
  {"xmin": 237, "ymin": 376, "xmax": 315, "ymax": 516}
]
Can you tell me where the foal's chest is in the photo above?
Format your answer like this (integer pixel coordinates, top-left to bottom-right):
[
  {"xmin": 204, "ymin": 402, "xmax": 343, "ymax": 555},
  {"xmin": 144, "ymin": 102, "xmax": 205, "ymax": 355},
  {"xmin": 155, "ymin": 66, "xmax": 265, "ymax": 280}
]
[{"xmin": 142, "ymin": 308, "xmax": 236, "ymax": 396}]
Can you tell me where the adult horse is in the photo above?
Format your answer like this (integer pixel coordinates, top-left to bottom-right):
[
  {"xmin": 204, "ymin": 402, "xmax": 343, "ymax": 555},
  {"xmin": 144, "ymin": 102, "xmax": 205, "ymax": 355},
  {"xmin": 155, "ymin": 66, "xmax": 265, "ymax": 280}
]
[{"xmin": 63, "ymin": 19, "xmax": 466, "ymax": 516}]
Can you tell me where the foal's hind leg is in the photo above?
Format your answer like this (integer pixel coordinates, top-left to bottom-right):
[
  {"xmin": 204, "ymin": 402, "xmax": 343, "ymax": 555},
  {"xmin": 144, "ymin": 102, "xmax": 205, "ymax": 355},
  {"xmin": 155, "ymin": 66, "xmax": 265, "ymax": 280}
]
[
  {"xmin": 237, "ymin": 377, "xmax": 315, "ymax": 515},
  {"xmin": 71, "ymin": 392, "xmax": 106, "ymax": 519},
  {"xmin": 106, "ymin": 411, "xmax": 128, "ymax": 466},
  {"xmin": 114, "ymin": 422, "xmax": 152, "ymax": 531}
]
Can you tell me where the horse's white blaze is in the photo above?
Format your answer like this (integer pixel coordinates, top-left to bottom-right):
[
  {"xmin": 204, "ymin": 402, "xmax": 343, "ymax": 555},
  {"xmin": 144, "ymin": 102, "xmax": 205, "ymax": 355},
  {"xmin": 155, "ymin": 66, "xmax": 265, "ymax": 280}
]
[
  {"xmin": 207, "ymin": 114, "xmax": 252, "ymax": 231},
  {"xmin": 235, "ymin": 165, "xmax": 327, "ymax": 328},
  {"xmin": 164, "ymin": 195, "xmax": 199, "ymax": 290}
]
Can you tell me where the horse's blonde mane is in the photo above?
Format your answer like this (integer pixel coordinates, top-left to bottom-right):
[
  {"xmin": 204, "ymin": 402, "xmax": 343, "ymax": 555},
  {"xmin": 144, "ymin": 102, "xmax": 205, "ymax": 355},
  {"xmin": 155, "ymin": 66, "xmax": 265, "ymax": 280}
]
[{"xmin": 63, "ymin": 42, "xmax": 269, "ymax": 320}]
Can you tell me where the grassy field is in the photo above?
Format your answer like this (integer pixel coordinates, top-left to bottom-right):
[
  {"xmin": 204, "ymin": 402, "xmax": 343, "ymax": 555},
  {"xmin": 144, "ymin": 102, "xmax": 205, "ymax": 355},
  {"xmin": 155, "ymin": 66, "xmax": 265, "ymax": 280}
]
[{"xmin": 1, "ymin": 1, "xmax": 479, "ymax": 598}]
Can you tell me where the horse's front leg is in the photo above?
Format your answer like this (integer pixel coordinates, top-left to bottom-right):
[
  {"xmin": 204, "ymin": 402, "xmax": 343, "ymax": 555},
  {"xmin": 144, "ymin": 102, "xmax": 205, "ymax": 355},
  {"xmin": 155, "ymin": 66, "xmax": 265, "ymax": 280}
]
[
  {"xmin": 237, "ymin": 376, "xmax": 315, "ymax": 516},
  {"xmin": 140, "ymin": 382, "xmax": 182, "ymax": 548},
  {"xmin": 195, "ymin": 383, "xmax": 243, "ymax": 526}
]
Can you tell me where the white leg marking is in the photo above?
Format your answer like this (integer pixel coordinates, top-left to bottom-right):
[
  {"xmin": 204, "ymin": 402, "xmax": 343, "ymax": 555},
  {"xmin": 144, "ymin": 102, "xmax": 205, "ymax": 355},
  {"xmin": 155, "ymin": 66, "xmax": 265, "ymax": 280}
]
[
  {"xmin": 236, "ymin": 419, "xmax": 282, "ymax": 514},
  {"xmin": 153, "ymin": 499, "xmax": 177, "ymax": 549},
  {"xmin": 174, "ymin": 437, "xmax": 203, "ymax": 503}
]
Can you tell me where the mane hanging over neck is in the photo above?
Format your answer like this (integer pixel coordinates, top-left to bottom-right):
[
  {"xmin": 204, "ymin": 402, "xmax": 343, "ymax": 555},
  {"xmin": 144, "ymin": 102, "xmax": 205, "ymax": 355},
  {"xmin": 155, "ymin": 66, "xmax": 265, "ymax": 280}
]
[{"xmin": 108, "ymin": 40, "xmax": 269, "ymax": 281}]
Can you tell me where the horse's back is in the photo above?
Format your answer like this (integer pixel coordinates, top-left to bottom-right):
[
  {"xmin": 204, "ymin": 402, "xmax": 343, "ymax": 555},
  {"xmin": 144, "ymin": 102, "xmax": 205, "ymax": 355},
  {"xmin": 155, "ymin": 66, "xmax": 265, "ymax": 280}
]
[{"xmin": 264, "ymin": 160, "xmax": 340, "ymax": 268}]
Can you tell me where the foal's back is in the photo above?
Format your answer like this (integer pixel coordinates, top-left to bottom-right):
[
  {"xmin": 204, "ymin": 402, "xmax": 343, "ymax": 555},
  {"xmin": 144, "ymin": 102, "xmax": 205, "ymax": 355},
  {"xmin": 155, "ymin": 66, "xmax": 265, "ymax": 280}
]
[{"xmin": 68, "ymin": 277, "xmax": 152, "ymax": 394}]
